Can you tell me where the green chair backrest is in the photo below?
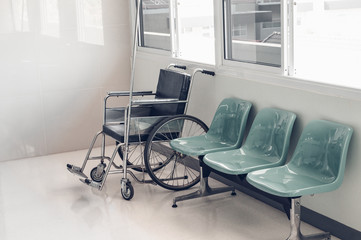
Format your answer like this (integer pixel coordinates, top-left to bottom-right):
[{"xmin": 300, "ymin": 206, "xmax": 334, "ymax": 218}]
[
  {"xmin": 241, "ymin": 108, "xmax": 296, "ymax": 164},
  {"xmin": 288, "ymin": 120, "xmax": 353, "ymax": 186},
  {"xmin": 206, "ymin": 98, "xmax": 252, "ymax": 148}
]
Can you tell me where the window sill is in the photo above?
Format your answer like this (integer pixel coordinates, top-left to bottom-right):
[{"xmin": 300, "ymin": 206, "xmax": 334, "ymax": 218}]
[
  {"xmin": 137, "ymin": 48, "xmax": 216, "ymax": 71},
  {"xmin": 217, "ymin": 61, "xmax": 361, "ymax": 102}
]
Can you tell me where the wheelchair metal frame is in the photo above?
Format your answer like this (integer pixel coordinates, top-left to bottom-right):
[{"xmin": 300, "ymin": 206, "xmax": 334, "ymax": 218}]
[{"xmin": 67, "ymin": 65, "xmax": 214, "ymax": 200}]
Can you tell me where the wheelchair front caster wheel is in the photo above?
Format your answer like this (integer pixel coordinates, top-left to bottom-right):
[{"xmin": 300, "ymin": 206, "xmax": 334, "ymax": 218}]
[
  {"xmin": 121, "ymin": 181, "xmax": 134, "ymax": 200},
  {"xmin": 90, "ymin": 165, "xmax": 105, "ymax": 183}
]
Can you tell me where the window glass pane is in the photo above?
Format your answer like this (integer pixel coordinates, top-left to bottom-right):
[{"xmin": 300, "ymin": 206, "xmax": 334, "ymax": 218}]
[
  {"xmin": 224, "ymin": 0, "xmax": 281, "ymax": 67},
  {"xmin": 140, "ymin": 0, "xmax": 171, "ymax": 51},
  {"xmin": 176, "ymin": 0, "xmax": 215, "ymax": 64},
  {"xmin": 294, "ymin": 0, "xmax": 361, "ymax": 89}
]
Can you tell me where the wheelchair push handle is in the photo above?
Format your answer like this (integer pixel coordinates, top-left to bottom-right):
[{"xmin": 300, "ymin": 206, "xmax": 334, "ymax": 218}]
[
  {"xmin": 193, "ymin": 68, "xmax": 216, "ymax": 77},
  {"xmin": 174, "ymin": 65, "xmax": 187, "ymax": 70},
  {"xmin": 201, "ymin": 70, "xmax": 215, "ymax": 76},
  {"xmin": 167, "ymin": 63, "xmax": 187, "ymax": 70}
]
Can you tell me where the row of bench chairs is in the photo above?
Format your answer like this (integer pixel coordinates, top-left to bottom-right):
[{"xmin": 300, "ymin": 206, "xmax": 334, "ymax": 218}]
[{"xmin": 170, "ymin": 98, "xmax": 353, "ymax": 240}]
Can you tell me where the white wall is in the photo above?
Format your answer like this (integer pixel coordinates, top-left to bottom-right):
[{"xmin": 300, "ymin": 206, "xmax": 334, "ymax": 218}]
[
  {"xmin": 134, "ymin": 53, "xmax": 361, "ymax": 232},
  {"xmin": 0, "ymin": 0, "xmax": 131, "ymax": 161}
]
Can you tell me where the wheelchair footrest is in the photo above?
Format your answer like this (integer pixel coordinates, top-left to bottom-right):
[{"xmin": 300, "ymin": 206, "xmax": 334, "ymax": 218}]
[
  {"xmin": 67, "ymin": 164, "xmax": 87, "ymax": 178},
  {"xmin": 79, "ymin": 178, "xmax": 102, "ymax": 190}
]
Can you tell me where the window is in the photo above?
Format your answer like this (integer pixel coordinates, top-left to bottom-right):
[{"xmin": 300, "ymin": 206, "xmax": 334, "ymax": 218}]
[
  {"xmin": 139, "ymin": 0, "xmax": 171, "ymax": 51},
  {"xmin": 293, "ymin": 0, "xmax": 361, "ymax": 89},
  {"xmin": 137, "ymin": 0, "xmax": 361, "ymax": 92},
  {"xmin": 223, "ymin": 0, "xmax": 282, "ymax": 67},
  {"xmin": 221, "ymin": 0, "xmax": 361, "ymax": 90},
  {"xmin": 139, "ymin": 0, "xmax": 215, "ymax": 65},
  {"xmin": 175, "ymin": 0, "xmax": 215, "ymax": 64}
]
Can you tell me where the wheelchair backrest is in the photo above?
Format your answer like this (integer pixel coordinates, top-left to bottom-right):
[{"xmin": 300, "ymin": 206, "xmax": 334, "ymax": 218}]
[{"xmin": 151, "ymin": 69, "xmax": 191, "ymax": 116}]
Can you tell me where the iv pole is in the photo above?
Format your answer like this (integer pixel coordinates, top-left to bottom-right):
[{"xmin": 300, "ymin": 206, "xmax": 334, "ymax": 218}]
[{"xmin": 121, "ymin": 0, "xmax": 141, "ymax": 193}]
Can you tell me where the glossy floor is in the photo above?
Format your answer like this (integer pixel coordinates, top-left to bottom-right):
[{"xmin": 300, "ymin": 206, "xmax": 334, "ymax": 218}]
[{"xmin": 0, "ymin": 148, "xmax": 339, "ymax": 240}]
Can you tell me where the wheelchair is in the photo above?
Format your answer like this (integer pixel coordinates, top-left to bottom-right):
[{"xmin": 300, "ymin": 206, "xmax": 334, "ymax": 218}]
[{"xmin": 67, "ymin": 64, "xmax": 215, "ymax": 200}]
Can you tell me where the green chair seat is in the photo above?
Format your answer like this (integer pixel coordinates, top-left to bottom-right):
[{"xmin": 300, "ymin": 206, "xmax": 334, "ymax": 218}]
[
  {"xmin": 246, "ymin": 165, "xmax": 341, "ymax": 198},
  {"xmin": 170, "ymin": 98, "xmax": 252, "ymax": 156},
  {"xmin": 169, "ymin": 135, "xmax": 235, "ymax": 156},
  {"xmin": 203, "ymin": 149, "xmax": 282, "ymax": 175},
  {"xmin": 247, "ymin": 120, "xmax": 353, "ymax": 198}
]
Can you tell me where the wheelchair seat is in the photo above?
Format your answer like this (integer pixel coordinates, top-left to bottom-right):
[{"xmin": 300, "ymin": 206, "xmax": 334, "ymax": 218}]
[{"xmin": 246, "ymin": 120, "xmax": 353, "ymax": 240}]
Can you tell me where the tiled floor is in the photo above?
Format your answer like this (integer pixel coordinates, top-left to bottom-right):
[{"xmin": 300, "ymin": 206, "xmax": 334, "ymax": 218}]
[{"xmin": 0, "ymin": 148, "xmax": 339, "ymax": 240}]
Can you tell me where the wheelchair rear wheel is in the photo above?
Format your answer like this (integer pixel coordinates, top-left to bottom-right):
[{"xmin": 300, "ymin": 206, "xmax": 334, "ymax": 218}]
[{"xmin": 144, "ymin": 115, "xmax": 208, "ymax": 191}]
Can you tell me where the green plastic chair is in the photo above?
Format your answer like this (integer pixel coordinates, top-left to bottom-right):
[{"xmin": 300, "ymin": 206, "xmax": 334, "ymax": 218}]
[
  {"xmin": 170, "ymin": 98, "xmax": 252, "ymax": 207},
  {"xmin": 247, "ymin": 120, "xmax": 353, "ymax": 240},
  {"xmin": 172, "ymin": 107, "xmax": 296, "ymax": 207},
  {"xmin": 170, "ymin": 98, "xmax": 252, "ymax": 155}
]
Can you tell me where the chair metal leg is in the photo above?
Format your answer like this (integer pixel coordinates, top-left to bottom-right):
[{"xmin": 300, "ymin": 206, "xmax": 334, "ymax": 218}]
[
  {"xmin": 172, "ymin": 165, "xmax": 235, "ymax": 208},
  {"xmin": 286, "ymin": 198, "xmax": 331, "ymax": 240}
]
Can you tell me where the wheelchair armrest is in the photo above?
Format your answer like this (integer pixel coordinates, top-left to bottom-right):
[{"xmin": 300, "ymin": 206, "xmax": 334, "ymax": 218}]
[
  {"xmin": 107, "ymin": 91, "xmax": 154, "ymax": 97},
  {"xmin": 131, "ymin": 99, "xmax": 187, "ymax": 105}
]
